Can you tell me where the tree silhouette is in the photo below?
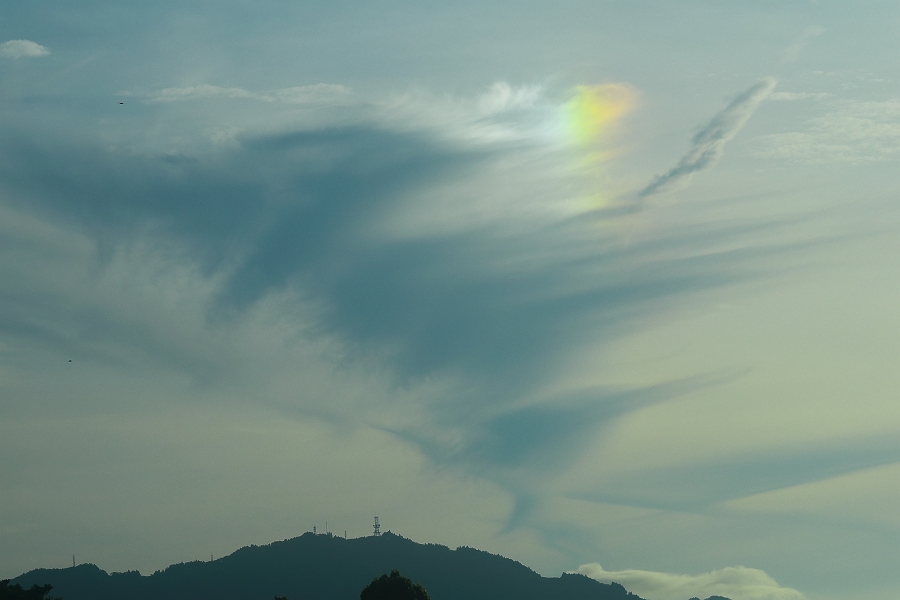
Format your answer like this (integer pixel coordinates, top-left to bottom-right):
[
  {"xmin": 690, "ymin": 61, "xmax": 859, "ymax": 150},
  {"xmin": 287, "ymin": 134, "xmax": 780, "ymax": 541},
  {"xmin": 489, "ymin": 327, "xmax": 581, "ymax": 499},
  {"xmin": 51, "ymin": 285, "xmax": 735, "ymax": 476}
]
[
  {"xmin": 360, "ymin": 570, "xmax": 430, "ymax": 600},
  {"xmin": 0, "ymin": 580, "xmax": 61, "ymax": 600}
]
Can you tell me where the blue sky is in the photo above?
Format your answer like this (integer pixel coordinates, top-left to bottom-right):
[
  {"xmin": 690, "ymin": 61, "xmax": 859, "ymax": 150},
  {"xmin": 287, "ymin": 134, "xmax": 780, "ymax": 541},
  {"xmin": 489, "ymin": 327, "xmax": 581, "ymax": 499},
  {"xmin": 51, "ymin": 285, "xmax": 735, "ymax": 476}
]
[{"xmin": 2, "ymin": 3, "xmax": 900, "ymax": 600}]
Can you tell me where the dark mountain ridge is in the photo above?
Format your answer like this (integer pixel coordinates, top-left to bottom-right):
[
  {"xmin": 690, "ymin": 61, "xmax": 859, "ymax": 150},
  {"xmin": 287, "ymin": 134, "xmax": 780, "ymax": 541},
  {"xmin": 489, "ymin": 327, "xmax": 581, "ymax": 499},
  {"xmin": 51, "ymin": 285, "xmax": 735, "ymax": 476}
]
[{"xmin": 11, "ymin": 532, "xmax": 725, "ymax": 600}]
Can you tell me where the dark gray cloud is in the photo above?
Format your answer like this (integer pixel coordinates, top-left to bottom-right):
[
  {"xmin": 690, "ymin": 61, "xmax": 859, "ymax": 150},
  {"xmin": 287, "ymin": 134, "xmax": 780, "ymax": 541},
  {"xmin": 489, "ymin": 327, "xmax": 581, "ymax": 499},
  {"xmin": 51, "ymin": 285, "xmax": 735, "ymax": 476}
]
[{"xmin": 639, "ymin": 78, "xmax": 777, "ymax": 198}]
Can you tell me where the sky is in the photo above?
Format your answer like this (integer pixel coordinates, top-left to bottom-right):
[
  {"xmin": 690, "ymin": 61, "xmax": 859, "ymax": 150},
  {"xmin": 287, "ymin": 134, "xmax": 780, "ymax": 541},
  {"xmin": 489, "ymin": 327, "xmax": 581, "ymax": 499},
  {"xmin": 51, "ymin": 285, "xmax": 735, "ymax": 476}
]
[{"xmin": 1, "ymin": 2, "xmax": 900, "ymax": 600}]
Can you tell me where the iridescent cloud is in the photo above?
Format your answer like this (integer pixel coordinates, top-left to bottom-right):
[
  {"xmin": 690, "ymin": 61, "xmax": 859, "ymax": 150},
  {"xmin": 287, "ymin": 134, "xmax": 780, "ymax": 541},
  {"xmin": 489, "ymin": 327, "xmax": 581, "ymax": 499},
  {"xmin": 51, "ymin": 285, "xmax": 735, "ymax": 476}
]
[{"xmin": 563, "ymin": 83, "xmax": 637, "ymax": 148}]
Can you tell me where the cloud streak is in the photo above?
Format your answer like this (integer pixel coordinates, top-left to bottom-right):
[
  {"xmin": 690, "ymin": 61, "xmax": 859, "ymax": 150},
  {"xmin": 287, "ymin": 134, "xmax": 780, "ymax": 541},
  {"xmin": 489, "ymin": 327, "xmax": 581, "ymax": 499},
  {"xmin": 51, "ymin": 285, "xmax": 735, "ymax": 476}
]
[
  {"xmin": 141, "ymin": 83, "xmax": 351, "ymax": 104},
  {"xmin": 639, "ymin": 78, "xmax": 776, "ymax": 198},
  {"xmin": 569, "ymin": 434, "xmax": 900, "ymax": 513}
]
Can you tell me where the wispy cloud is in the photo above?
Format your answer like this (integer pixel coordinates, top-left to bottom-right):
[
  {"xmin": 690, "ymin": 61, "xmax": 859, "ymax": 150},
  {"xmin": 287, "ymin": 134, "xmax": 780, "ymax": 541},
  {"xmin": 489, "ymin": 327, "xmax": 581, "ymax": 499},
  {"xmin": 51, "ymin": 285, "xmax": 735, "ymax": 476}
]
[
  {"xmin": 569, "ymin": 434, "xmax": 900, "ymax": 512},
  {"xmin": 0, "ymin": 40, "xmax": 50, "ymax": 59},
  {"xmin": 478, "ymin": 82, "xmax": 542, "ymax": 114},
  {"xmin": 752, "ymin": 99, "xmax": 900, "ymax": 163},
  {"xmin": 639, "ymin": 78, "xmax": 776, "ymax": 198},
  {"xmin": 577, "ymin": 563, "xmax": 804, "ymax": 600},
  {"xmin": 769, "ymin": 92, "xmax": 831, "ymax": 101},
  {"xmin": 141, "ymin": 83, "xmax": 351, "ymax": 104},
  {"xmin": 0, "ymin": 82, "xmax": 814, "ymax": 561}
]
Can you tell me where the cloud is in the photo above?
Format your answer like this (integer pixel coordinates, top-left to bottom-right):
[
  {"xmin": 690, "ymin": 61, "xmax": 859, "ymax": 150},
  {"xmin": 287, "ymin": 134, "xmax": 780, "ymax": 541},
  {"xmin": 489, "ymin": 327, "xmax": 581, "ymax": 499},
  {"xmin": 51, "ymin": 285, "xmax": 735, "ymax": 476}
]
[
  {"xmin": 752, "ymin": 99, "xmax": 900, "ymax": 163},
  {"xmin": 143, "ymin": 83, "xmax": 351, "ymax": 104},
  {"xmin": 0, "ymin": 83, "xmax": 810, "ymax": 546},
  {"xmin": 768, "ymin": 92, "xmax": 831, "ymax": 101},
  {"xmin": 568, "ymin": 434, "xmax": 900, "ymax": 512},
  {"xmin": 639, "ymin": 78, "xmax": 776, "ymax": 198},
  {"xmin": 576, "ymin": 563, "xmax": 804, "ymax": 600},
  {"xmin": 478, "ymin": 82, "xmax": 542, "ymax": 114},
  {"xmin": 0, "ymin": 40, "xmax": 50, "ymax": 59}
]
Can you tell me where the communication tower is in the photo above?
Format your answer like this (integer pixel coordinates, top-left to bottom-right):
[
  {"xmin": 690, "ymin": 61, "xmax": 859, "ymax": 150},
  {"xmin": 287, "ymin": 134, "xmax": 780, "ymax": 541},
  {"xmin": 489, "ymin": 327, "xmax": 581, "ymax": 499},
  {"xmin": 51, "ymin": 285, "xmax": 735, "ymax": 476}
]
[{"xmin": 373, "ymin": 515, "xmax": 381, "ymax": 537}]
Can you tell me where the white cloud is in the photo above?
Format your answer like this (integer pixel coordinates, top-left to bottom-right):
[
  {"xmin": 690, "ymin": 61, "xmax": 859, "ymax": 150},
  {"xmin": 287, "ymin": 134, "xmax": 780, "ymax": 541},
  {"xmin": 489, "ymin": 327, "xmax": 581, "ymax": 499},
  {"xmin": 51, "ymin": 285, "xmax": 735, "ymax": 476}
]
[
  {"xmin": 576, "ymin": 563, "xmax": 805, "ymax": 600},
  {"xmin": 365, "ymin": 84, "xmax": 547, "ymax": 146},
  {"xmin": 0, "ymin": 40, "xmax": 50, "ymax": 59},
  {"xmin": 149, "ymin": 84, "xmax": 257, "ymax": 101},
  {"xmin": 144, "ymin": 83, "xmax": 350, "ymax": 104},
  {"xmin": 478, "ymin": 82, "xmax": 542, "ymax": 114},
  {"xmin": 752, "ymin": 99, "xmax": 900, "ymax": 163}
]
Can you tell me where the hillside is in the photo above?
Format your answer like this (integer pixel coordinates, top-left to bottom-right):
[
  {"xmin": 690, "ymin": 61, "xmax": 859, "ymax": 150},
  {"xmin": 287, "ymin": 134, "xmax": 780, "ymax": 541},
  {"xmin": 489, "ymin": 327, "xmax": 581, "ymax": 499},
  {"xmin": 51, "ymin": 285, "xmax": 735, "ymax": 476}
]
[{"xmin": 10, "ymin": 532, "xmax": 712, "ymax": 600}]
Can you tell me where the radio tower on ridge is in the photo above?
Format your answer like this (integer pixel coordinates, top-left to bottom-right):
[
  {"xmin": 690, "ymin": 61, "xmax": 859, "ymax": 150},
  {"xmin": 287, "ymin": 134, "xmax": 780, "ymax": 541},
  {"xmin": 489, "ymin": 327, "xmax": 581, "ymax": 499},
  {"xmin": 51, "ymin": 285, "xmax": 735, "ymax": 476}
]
[{"xmin": 373, "ymin": 515, "xmax": 381, "ymax": 537}]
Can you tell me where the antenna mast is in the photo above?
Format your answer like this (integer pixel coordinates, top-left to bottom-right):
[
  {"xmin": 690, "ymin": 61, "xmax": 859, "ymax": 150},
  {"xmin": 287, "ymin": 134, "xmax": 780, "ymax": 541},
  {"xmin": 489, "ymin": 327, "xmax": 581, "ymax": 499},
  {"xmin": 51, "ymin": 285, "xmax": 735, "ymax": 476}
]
[{"xmin": 373, "ymin": 515, "xmax": 381, "ymax": 537}]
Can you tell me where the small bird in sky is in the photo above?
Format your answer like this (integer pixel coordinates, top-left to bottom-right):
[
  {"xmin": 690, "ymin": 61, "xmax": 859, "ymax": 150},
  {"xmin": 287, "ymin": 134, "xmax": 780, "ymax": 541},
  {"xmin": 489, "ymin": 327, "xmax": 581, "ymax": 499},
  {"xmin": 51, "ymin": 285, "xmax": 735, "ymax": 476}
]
[
  {"xmin": 118, "ymin": 102, "xmax": 124, "ymax": 104},
  {"xmin": 68, "ymin": 359, "xmax": 72, "ymax": 362}
]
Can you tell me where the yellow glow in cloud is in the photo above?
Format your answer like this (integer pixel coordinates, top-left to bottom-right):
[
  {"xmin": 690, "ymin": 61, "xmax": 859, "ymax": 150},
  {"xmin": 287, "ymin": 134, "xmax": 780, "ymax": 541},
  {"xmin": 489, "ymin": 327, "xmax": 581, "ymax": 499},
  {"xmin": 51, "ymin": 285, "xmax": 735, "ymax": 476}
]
[{"xmin": 564, "ymin": 84, "xmax": 636, "ymax": 146}]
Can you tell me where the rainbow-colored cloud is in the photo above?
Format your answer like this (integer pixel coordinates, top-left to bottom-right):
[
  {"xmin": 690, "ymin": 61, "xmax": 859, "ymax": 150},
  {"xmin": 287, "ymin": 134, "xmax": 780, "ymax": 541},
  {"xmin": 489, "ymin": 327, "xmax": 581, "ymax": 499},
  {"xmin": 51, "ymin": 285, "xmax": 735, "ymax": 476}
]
[
  {"xmin": 560, "ymin": 84, "xmax": 637, "ymax": 209},
  {"xmin": 563, "ymin": 83, "xmax": 636, "ymax": 147}
]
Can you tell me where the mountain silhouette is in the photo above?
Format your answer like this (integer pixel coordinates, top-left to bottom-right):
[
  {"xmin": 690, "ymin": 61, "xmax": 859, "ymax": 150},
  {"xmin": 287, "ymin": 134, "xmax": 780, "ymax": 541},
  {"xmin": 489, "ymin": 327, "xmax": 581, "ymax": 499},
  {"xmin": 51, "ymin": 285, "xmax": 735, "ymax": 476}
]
[{"xmin": 11, "ymin": 532, "xmax": 729, "ymax": 600}]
